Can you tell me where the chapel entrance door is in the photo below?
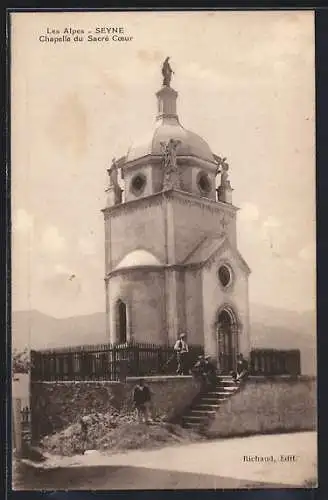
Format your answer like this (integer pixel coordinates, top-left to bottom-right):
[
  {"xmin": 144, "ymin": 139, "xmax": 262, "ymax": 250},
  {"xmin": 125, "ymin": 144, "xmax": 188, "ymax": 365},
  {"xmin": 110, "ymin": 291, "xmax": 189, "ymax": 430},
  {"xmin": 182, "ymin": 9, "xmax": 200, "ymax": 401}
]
[{"xmin": 217, "ymin": 309, "xmax": 238, "ymax": 373}]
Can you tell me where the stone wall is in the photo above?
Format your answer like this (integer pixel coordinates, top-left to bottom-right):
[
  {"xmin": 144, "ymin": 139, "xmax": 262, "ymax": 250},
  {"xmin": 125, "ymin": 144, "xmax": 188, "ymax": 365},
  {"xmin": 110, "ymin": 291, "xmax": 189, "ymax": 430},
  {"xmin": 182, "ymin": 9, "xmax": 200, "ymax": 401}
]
[
  {"xmin": 206, "ymin": 376, "xmax": 317, "ymax": 438},
  {"xmin": 31, "ymin": 376, "xmax": 202, "ymax": 442},
  {"xmin": 202, "ymin": 245, "xmax": 250, "ymax": 360},
  {"xmin": 108, "ymin": 269, "xmax": 166, "ymax": 344},
  {"xmin": 108, "ymin": 196, "xmax": 166, "ymax": 270},
  {"xmin": 171, "ymin": 194, "xmax": 237, "ymax": 262}
]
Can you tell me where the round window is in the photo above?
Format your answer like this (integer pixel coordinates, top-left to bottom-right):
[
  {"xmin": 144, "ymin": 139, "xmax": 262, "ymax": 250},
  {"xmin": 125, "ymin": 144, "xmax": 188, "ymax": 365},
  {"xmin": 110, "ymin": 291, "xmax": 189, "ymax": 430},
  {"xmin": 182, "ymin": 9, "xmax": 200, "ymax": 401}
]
[
  {"xmin": 131, "ymin": 174, "xmax": 146, "ymax": 195},
  {"xmin": 197, "ymin": 172, "xmax": 212, "ymax": 194},
  {"xmin": 218, "ymin": 265, "xmax": 232, "ymax": 287}
]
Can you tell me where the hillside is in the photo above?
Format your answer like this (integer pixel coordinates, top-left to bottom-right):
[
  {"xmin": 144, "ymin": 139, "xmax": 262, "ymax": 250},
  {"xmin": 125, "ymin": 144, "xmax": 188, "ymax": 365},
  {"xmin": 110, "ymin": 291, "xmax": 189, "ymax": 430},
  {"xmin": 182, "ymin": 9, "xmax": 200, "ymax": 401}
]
[{"xmin": 11, "ymin": 304, "xmax": 316, "ymax": 374}]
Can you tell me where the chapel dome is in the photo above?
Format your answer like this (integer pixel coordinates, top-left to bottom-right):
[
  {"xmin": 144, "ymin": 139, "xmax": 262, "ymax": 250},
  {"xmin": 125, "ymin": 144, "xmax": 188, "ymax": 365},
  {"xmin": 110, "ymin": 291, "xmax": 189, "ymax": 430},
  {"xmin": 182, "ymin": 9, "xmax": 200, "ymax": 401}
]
[
  {"xmin": 115, "ymin": 250, "xmax": 162, "ymax": 270},
  {"xmin": 126, "ymin": 118, "xmax": 215, "ymax": 164},
  {"xmin": 125, "ymin": 83, "xmax": 216, "ymax": 165}
]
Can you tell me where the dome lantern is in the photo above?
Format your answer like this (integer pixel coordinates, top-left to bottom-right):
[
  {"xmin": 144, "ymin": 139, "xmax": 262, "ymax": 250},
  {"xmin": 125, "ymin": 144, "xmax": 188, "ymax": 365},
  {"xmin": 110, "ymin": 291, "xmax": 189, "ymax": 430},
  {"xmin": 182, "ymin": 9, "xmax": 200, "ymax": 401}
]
[{"xmin": 112, "ymin": 59, "xmax": 232, "ymax": 204}]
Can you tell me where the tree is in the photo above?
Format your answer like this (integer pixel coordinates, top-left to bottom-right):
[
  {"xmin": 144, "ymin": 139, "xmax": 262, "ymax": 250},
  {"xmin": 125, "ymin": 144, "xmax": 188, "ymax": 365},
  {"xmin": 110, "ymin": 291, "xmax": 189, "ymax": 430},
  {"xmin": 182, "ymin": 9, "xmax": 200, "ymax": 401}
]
[{"xmin": 12, "ymin": 348, "xmax": 30, "ymax": 374}]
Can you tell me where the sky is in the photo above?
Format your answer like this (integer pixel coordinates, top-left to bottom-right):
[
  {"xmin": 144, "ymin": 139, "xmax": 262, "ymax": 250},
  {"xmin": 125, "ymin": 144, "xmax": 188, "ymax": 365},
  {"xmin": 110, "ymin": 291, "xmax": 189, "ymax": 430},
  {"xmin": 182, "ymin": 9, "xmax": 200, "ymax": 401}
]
[{"xmin": 11, "ymin": 10, "xmax": 315, "ymax": 318}]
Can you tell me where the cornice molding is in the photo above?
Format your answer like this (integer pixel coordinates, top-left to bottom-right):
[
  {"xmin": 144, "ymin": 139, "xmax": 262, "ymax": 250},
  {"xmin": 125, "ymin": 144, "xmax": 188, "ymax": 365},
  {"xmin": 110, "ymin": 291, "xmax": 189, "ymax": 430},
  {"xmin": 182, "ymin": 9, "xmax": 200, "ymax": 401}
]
[
  {"xmin": 105, "ymin": 264, "xmax": 189, "ymax": 280},
  {"xmin": 102, "ymin": 191, "xmax": 165, "ymax": 219},
  {"xmin": 102, "ymin": 188, "xmax": 238, "ymax": 219},
  {"xmin": 202, "ymin": 238, "xmax": 251, "ymax": 275},
  {"xmin": 105, "ymin": 256, "xmax": 247, "ymax": 280},
  {"xmin": 123, "ymin": 153, "xmax": 217, "ymax": 170}
]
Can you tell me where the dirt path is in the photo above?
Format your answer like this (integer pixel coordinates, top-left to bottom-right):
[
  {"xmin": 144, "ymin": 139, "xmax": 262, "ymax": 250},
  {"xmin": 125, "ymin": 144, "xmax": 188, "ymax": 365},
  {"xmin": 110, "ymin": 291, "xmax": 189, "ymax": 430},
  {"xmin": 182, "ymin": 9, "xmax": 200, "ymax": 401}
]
[{"xmin": 17, "ymin": 431, "xmax": 317, "ymax": 490}]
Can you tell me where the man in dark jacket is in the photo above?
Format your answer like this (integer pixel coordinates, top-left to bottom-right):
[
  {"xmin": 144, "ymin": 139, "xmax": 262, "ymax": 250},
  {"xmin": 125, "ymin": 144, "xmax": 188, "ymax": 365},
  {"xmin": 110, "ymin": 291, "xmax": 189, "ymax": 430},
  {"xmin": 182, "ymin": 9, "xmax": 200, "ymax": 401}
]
[
  {"xmin": 192, "ymin": 354, "xmax": 207, "ymax": 383},
  {"xmin": 234, "ymin": 353, "xmax": 249, "ymax": 383},
  {"xmin": 203, "ymin": 355, "xmax": 217, "ymax": 386},
  {"xmin": 192, "ymin": 355, "xmax": 217, "ymax": 386},
  {"xmin": 133, "ymin": 379, "xmax": 152, "ymax": 423}
]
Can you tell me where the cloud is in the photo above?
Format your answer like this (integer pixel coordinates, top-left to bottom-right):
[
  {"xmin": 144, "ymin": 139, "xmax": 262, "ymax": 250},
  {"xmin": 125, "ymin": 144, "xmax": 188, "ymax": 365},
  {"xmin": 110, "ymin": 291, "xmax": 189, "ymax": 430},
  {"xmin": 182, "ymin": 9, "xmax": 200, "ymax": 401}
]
[
  {"xmin": 247, "ymin": 13, "xmax": 313, "ymax": 69},
  {"xmin": 137, "ymin": 49, "xmax": 164, "ymax": 63},
  {"xmin": 47, "ymin": 91, "xmax": 88, "ymax": 159},
  {"xmin": 239, "ymin": 202, "xmax": 260, "ymax": 222},
  {"xmin": 284, "ymin": 257, "xmax": 297, "ymax": 269},
  {"xmin": 263, "ymin": 216, "xmax": 282, "ymax": 228},
  {"xmin": 299, "ymin": 243, "xmax": 316, "ymax": 262},
  {"xmin": 54, "ymin": 263, "xmax": 73, "ymax": 275},
  {"xmin": 42, "ymin": 272, "xmax": 81, "ymax": 299},
  {"xmin": 13, "ymin": 209, "xmax": 34, "ymax": 233},
  {"xmin": 78, "ymin": 235, "xmax": 96, "ymax": 256},
  {"xmin": 41, "ymin": 226, "xmax": 66, "ymax": 254}
]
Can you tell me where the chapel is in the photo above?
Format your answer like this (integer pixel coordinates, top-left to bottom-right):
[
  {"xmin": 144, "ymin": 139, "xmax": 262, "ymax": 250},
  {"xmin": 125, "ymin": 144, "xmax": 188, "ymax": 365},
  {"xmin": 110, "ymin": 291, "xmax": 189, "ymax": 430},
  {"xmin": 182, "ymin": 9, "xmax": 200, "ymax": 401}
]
[{"xmin": 102, "ymin": 58, "xmax": 251, "ymax": 373}]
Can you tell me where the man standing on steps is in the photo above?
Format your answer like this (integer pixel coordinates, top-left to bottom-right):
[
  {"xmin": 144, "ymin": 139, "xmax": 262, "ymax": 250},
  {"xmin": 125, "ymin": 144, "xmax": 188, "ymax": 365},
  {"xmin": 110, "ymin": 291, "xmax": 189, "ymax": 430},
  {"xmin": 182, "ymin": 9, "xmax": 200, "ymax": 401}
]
[
  {"xmin": 203, "ymin": 355, "xmax": 217, "ymax": 386},
  {"xmin": 174, "ymin": 333, "xmax": 189, "ymax": 375},
  {"xmin": 192, "ymin": 354, "xmax": 217, "ymax": 387}
]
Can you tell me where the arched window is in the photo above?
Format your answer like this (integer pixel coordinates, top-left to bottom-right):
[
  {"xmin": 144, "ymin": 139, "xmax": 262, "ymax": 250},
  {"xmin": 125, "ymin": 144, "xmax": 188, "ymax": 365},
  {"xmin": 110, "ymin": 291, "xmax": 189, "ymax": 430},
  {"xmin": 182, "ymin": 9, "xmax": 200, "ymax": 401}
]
[{"xmin": 116, "ymin": 300, "xmax": 127, "ymax": 344}]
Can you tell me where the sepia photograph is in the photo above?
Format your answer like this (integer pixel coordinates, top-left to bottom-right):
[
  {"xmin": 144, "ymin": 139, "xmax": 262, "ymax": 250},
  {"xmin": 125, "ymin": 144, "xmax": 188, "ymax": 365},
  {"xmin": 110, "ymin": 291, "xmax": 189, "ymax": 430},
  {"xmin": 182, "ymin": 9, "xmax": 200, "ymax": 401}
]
[{"xmin": 10, "ymin": 10, "xmax": 317, "ymax": 490}]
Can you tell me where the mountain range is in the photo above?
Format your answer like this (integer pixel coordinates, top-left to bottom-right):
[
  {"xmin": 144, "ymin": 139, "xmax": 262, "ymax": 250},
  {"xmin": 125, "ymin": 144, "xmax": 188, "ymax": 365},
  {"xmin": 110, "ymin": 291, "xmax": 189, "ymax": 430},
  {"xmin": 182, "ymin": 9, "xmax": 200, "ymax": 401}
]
[{"xmin": 11, "ymin": 303, "xmax": 316, "ymax": 375}]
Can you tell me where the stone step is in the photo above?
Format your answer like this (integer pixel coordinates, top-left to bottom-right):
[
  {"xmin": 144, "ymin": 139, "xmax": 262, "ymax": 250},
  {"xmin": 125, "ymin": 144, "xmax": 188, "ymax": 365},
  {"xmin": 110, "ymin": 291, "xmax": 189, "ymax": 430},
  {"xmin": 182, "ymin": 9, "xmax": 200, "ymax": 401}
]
[
  {"xmin": 188, "ymin": 409, "xmax": 216, "ymax": 416},
  {"xmin": 183, "ymin": 422, "xmax": 202, "ymax": 430},
  {"xmin": 199, "ymin": 393, "xmax": 229, "ymax": 399},
  {"xmin": 198, "ymin": 397, "xmax": 229, "ymax": 405},
  {"xmin": 180, "ymin": 375, "xmax": 240, "ymax": 432},
  {"xmin": 193, "ymin": 403, "xmax": 221, "ymax": 410},
  {"xmin": 182, "ymin": 415, "xmax": 205, "ymax": 422},
  {"xmin": 214, "ymin": 383, "xmax": 236, "ymax": 389},
  {"xmin": 205, "ymin": 391, "xmax": 235, "ymax": 397},
  {"xmin": 199, "ymin": 391, "xmax": 232, "ymax": 398}
]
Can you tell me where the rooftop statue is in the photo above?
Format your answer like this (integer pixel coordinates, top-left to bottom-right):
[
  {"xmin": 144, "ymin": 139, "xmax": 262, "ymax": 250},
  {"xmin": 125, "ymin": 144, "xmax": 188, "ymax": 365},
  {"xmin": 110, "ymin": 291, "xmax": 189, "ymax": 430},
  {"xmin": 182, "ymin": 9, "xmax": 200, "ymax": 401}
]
[
  {"xmin": 220, "ymin": 162, "xmax": 231, "ymax": 188},
  {"xmin": 160, "ymin": 138, "xmax": 181, "ymax": 189},
  {"xmin": 162, "ymin": 57, "xmax": 174, "ymax": 87},
  {"xmin": 107, "ymin": 157, "xmax": 122, "ymax": 205},
  {"xmin": 214, "ymin": 155, "xmax": 228, "ymax": 178},
  {"xmin": 108, "ymin": 158, "xmax": 119, "ymax": 187}
]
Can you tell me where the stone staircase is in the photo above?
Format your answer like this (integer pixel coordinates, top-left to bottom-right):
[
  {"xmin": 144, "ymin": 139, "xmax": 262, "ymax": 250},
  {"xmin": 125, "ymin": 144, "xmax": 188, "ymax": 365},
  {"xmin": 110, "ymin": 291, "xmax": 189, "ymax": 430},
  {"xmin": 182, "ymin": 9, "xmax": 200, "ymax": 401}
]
[{"xmin": 181, "ymin": 375, "xmax": 239, "ymax": 432}]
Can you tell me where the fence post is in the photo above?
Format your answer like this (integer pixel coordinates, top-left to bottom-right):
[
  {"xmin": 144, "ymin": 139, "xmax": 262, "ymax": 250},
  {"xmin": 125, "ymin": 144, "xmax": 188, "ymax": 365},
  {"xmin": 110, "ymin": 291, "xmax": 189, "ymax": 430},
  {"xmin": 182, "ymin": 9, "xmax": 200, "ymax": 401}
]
[
  {"xmin": 113, "ymin": 345, "xmax": 117, "ymax": 380},
  {"xmin": 30, "ymin": 350, "xmax": 37, "ymax": 381},
  {"xmin": 21, "ymin": 406, "xmax": 31, "ymax": 457},
  {"xmin": 13, "ymin": 398, "xmax": 22, "ymax": 457}
]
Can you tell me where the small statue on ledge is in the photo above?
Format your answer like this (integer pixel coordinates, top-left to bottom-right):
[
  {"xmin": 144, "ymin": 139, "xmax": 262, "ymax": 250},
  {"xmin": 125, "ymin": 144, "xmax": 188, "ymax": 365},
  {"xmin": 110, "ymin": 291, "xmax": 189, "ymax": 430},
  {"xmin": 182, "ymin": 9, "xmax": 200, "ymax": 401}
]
[
  {"xmin": 106, "ymin": 158, "xmax": 122, "ymax": 205},
  {"xmin": 108, "ymin": 158, "xmax": 119, "ymax": 188},
  {"xmin": 215, "ymin": 155, "xmax": 232, "ymax": 203},
  {"xmin": 220, "ymin": 162, "xmax": 231, "ymax": 189},
  {"xmin": 214, "ymin": 155, "xmax": 228, "ymax": 178},
  {"xmin": 160, "ymin": 138, "xmax": 181, "ymax": 190},
  {"xmin": 162, "ymin": 57, "xmax": 174, "ymax": 87}
]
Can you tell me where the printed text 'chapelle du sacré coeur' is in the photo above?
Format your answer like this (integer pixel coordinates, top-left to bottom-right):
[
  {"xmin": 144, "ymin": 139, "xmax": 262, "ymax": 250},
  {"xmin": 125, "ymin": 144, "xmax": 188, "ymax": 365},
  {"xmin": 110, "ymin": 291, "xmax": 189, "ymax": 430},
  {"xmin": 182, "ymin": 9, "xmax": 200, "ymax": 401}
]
[{"xmin": 38, "ymin": 26, "xmax": 133, "ymax": 44}]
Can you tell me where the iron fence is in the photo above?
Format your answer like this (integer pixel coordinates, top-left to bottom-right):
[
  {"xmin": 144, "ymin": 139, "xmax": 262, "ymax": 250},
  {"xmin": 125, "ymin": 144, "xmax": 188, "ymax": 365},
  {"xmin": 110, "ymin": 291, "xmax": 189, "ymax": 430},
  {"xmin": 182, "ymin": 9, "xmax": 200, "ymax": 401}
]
[
  {"xmin": 250, "ymin": 348, "xmax": 301, "ymax": 376},
  {"xmin": 30, "ymin": 342, "xmax": 204, "ymax": 382},
  {"xmin": 30, "ymin": 343, "xmax": 301, "ymax": 381}
]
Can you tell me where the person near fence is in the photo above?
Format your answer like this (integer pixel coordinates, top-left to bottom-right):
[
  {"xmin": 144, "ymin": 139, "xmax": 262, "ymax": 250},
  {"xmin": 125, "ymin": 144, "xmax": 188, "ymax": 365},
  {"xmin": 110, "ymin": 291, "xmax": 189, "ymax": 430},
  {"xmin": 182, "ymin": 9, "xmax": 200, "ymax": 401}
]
[
  {"xmin": 133, "ymin": 379, "xmax": 152, "ymax": 423},
  {"xmin": 192, "ymin": 354, "xmax": 217, "ymax": 386},
  {"xmin": 174, "ymin": 333, "xmax": 189, "ymax": 375},
  {"xmin": 192, "ymin": 354, "xmax": 207, "ymax": 383},
  {"xmin": 203, "ymin": 355, "xmax": 217, "ymax": 386},
  {"xmin": 232, "ymin": 353, "xmax": 249, "ymax": 383}
]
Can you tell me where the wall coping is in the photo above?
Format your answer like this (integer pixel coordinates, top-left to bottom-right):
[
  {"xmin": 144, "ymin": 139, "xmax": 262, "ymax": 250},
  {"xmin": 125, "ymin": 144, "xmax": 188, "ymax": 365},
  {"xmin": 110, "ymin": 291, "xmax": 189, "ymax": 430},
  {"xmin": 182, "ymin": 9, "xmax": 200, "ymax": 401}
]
[
  {"xmin": 126, "ymin": 375, "xmax": 194, "ymax": 383},
  {"xmin": 30, "ymin": 375, "xmax": 315, "ymax": 385},
  {"xmin": 31, "ymin": 380, "xmax": 122, "ymax": 385},
  {"xmin": 31, "ymin": 376, "xmax": 195, "ymax": 385},
  {"xmin": 248, "ymin": 375, "xmax": 316, "ymax": 382}
]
